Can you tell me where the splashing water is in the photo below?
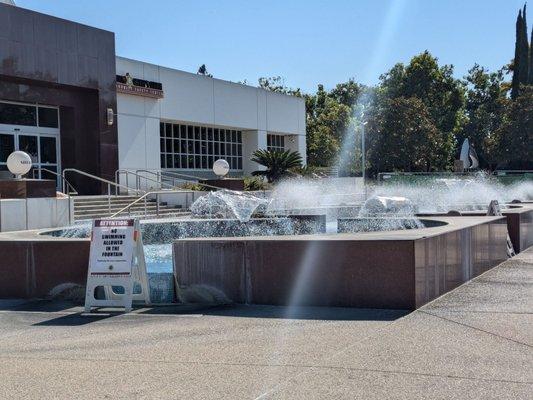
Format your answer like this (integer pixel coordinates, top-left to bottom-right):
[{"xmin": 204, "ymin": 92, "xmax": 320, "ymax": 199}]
[
  {"xmin": 190, "ymin": 190, "xmax": 270, "ymax": 222},
  {"xmin": 372, "ymin": 173, "xmax": 533, "ymax": 213}
]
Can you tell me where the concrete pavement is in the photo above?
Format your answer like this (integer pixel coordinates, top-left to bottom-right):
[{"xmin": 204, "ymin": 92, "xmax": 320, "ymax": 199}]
[{"xmin": 0, "ymin": 248, "xmax": 531, "ymax": 399}]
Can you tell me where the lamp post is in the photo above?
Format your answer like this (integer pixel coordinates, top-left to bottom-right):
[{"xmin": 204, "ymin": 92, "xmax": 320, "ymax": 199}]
[{"xmin": 359, "ymin": 107, "xmax": 368, "ymax": 200}]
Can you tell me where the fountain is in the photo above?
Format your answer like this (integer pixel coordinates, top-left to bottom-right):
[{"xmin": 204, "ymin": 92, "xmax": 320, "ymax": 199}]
[{"xmin": 1, "ymin": 172, "xmax": 532, "ymax": 308}]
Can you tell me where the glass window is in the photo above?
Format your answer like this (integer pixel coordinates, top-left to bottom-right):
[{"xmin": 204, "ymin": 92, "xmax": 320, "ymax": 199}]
[
  {"xmin": 267, "ymin": 134, "xmax": 285, "ymax": 152},
  {"xmin": 0, "ymin": 102, "xmax": 37, "ymax": 126},
  {"xmin": 0, "ymin": 134, "xmax": 15, "ymax": 163},
  {"xmin": 39, "ymin": 137, "xmax": 57, "ymax": 164},
  {"xmin": 160, "ymin": 122, "xmax": 243, "ymax": 170},
  {"xmin": 38, "ymin": 107, "xmax": 59, "ymax": 128},
  {"xmin": 19, "ymin": 136, "xmax": 38, "ymax": 163}
]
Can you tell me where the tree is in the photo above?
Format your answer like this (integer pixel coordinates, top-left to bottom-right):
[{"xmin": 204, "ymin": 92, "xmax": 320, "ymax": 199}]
[
  {"xmin": 530, "ymin": 19, "xmax": 533, "ymax": 83},
  {"xmin": 306, "ymin": 125, "xmax": 340, "ymax": 167},
  {"xmin": 197, "ymin": 64, "xmax": 213, "ymax": 77},
  {"xmin": 367, "ymin": 97, "xmax": 444, "ymax": 173},
  {"xmin": 328, "ymin": 79, "xmax": 363, "ymax": 108},
  {"xmin": 461, "ymin": 65, "xmax": 508, "ymax": 168},
  {"xmin": 371, "ymin": 51, "xmax": 463, "ymax": 170},
  {"xmin": 251, "ymin": 149, "xmax": 303, "ymax": 182},
  {"xmin": 487, "ymin": 86, "xmax": 533, "ymax": 169},
  {"xmin": 511, "ymin": 5, "xmax": 530, "ymax": 98},
  {"xmin": 258, "ymin": 76, "xmax": 301, "ymax": 96}
]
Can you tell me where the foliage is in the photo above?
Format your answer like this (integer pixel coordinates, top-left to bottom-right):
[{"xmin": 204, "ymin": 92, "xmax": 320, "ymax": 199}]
[
  {"xmin": 290, "ymin": 165, "xmax": 330, "ymax": 178},
  {"xmin": 243, "ymin": 176, "xmax": 269, "ymax": 191},
  {"xmin": 197, "ymin": 64, "xmax": 213, "ymax": 78},
  {"xmin": 487, "ymin": 86, "xmax": 533, "ymax": 169},
  {"xmin": 368, "ymin": 51, "xmax": 463, "ymax": 173},
  {"xmin": 254, "ymin": 4, "xmax": 532, "ymax": 174},
  {"xmin": 180, "ymin": 182, "xmax": 208, "ymax": 191},
  {"xmin": 367, "ymin": 97, "xmax": 444, "ymax": 173},
  {"xmin": 258, "ymin": 76, "xmax": 302, "ymax": 97},
  {"xmin": 511, "ymin": 4, "xmax": 530, "ymax": 98},
  {"xmin": 251, "ymin": 149, "xmax": 303, "ymax": 183},
  {"xmin": 460, "ymin": 65, "xmax": 508, "ymax": 168}
]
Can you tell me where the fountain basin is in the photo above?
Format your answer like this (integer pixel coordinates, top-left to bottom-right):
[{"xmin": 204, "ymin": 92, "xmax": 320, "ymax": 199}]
[
  {"xmin": 0, "ymin": 215, "xmax": 325, "ymax": 299},
  {"xmin": 173, "ymin": 216, "xmax": 508, "ymax": 310},
  {"xmin": 417, "ymin": 202, "xmax": 533, "ymax": 253}
]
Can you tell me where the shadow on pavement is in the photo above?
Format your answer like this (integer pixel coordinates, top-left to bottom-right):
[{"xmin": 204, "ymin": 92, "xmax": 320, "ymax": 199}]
[
  {"xmin": 136, "ymin": 303, "xmax": 409, "ymax": 321},
  {"xmin": 33, "ymin": 312, "xmax": 117, "ymax": 326},
  {"xmin": 3, "ymin": 299, "xmax": 408, "ymax": 323}
]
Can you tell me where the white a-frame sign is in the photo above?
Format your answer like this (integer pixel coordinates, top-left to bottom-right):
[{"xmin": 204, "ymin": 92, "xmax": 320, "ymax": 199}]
[{"xmin": 84, "ymin": 218, "xmax": 151, "ymax": 313}]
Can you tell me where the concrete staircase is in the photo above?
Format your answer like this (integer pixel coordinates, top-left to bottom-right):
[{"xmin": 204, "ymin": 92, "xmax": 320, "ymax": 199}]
[{"xmin": 73, "ymin": 195, "xmax": 190, "ymax": 221}]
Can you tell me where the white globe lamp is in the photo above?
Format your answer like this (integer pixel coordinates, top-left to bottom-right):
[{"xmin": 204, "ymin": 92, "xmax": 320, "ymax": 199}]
[
  {"xmin": 212, "ymin": 159, "xmax": 230, "ymax": 178},
  {"xmin": 7, "ymin": 151, "xmax": 32, "ymax": 178}
]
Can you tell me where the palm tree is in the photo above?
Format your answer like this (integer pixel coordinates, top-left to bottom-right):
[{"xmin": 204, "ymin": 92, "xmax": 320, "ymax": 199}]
[{"xmin": 251, "ymin": 149, "xmax": 303, "ymax": 183}]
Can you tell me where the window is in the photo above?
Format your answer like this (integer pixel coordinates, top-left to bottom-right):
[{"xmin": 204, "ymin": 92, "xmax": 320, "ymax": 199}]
[
  {"xmin": 0, "ymin": 102, "xmax": 59, "ymax": 128},
  {"xmin": 267, "ymin": 134, "xmax": 285, "ymax": 152},
  {"xmin": 0, "ymin": 103, "xmax": 36, "ymax": 126},
  {"xmin": 160, "ymin": 122, "xmax": 243, "ymax": 170},
  {"xmin": 38, "ymin": 107, "xmax": 59, "ymax": 128}
]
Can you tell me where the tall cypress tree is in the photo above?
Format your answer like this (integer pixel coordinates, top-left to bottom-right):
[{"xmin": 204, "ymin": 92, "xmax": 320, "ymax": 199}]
[
  {"xmin": 530, "ymin": 13, "xmax": 533, "ymax": 83},
  {"xmin": 511, "ymin": 5, "xmax": 531, "ymax": 98},
  {"xmin": 511, "ymin": 10, "xmax": 524, "ymax": 99},
  {"xmin": 520, "ymin": 4, "xmax": 530, "ymax": 85}
]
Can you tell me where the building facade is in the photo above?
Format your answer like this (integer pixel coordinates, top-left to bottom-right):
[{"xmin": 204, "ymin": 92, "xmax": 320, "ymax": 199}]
[
  {"xmin": 0, "ymin": 3, "xmax": 306, "ymax": 194},
  {"xmin": 116, "ymin": 57, "xmax": 306, "ymax": 181}
]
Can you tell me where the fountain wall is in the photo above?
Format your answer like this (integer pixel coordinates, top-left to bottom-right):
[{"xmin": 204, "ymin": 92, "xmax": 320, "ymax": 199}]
[{"xmin": 174, "ymin": 217, "xmax": 508, "ymax": 309}]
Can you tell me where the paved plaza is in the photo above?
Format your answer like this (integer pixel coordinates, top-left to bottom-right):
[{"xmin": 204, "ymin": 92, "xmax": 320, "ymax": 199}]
[{"xmin": 0, "ymin": 249, "xmax": 531, "ymax": 399}]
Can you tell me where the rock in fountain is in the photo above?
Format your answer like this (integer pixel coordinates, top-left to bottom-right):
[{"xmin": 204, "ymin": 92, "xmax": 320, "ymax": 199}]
[
  {"xmin": 360, "ymin": 195, "xmax": 417, "ymax": 216},
  {"xmin": 190, "ymin": 190, "xmax": 270, "ymax": 222},
  {"xmin": 343, "ymin": 195, "xmax": 423, "ymax": 232}
]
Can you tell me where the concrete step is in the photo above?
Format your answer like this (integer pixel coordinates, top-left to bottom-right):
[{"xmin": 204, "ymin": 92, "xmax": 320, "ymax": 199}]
[
  {"xmin": 74, "ymin": 203, "xmax": 181, "ymax": 212},
  {"xmin": 74, "ymin": 205, "xmax": 180, "ymax": 216},
  {"xmin": 72, "ymin": 199, "xmax": 151, "ymax": 206},
  {"xmin": 74, "ymin": 209, "xmax": 190, "ymax": 221}
]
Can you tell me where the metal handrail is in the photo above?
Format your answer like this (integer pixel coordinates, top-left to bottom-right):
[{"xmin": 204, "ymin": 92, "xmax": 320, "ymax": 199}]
[
  {"xmin": 110, "ymin": 189, "xmax": 193, "ymax": 218},
  {"xmin": 137, "ymin": 169, "xmax": 223, "ymax": 191},
  {"xmin": 63, "ymin": 168, "xmax": 147, "ymax": 215},
  {"xmin": 115, "ymin": 169, "xmax": 175, "ymax": 192},
  {"xmin": 63, "ymin": 168, "xmax": 145, "ymax": 195},
  {"xmin": 31, "ymin": 167, "xmax": 77, "ymax": 225}
]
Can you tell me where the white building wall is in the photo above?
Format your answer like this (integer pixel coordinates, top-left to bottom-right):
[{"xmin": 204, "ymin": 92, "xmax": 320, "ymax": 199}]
[{"xmin": 115, "ymin": 56, "xmax": 306, "ymax": 180}]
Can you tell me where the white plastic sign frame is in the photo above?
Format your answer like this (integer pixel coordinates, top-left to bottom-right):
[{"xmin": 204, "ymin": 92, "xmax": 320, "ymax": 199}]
[{"xmin": 84, "ymin": 219, "xmax": 150, "ymax": 313}]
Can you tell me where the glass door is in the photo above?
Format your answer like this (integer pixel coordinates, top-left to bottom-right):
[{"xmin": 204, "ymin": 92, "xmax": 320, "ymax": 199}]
[
  {"xmin": 38, "ymin": 135, "xmax": 59, "ymax": 182},
  {"xmin": 0, "ymin": 133, "xmax": 15, "ymax": 178}
]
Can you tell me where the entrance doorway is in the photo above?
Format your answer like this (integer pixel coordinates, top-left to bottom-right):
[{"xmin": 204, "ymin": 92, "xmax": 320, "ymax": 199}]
[{"xmin": 0, "ymin": 101, "xmax": 60, "ymax": 187}]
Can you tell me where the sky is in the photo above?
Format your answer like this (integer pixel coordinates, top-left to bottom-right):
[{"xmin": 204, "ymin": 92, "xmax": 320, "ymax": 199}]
[{"xmin": 15, "ymin": 0, "xmax": 528, "ymax": 93}]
